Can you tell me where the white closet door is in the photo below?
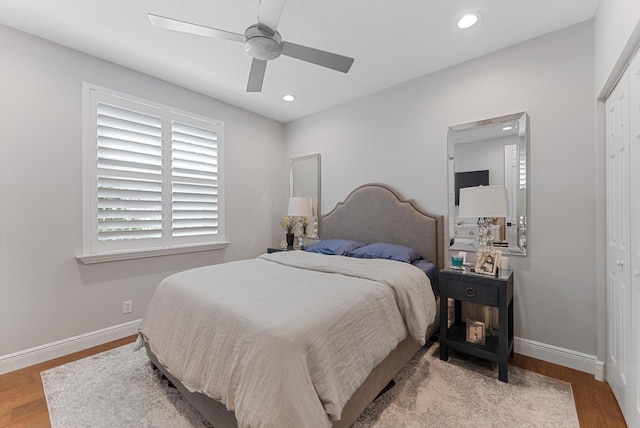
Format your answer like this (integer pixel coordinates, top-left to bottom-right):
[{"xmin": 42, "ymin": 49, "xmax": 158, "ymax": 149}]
[
  {"xmin": 627, "ymin": 48, "xmax": 640, "ymax": 428},
  {"xmin": 606, "ymin": 67, "xmax": 631, "ymax": 410}
]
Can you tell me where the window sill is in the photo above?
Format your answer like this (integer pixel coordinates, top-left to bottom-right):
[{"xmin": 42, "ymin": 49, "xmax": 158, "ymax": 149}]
[{"xmin": 76, "ymin": 241, "xmax": 230, "ymax": 264}]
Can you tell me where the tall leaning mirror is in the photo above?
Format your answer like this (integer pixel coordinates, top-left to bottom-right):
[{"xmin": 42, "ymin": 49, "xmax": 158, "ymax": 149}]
[
  {"xmin": 448, "ymin": 112, "xmax": 528, "ymax": 256},
  {"xmin": 290, "ymin": 154, "xmax": 321, "ymax": 238}
]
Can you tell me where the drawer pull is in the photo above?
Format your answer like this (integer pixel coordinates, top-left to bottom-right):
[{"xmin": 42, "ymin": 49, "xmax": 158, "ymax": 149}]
[{"xmin": 465, "ymin": 287, "xmax": 476, "ymax": 298}]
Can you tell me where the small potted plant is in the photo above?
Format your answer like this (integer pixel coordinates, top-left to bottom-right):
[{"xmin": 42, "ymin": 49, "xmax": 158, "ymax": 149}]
[{"xmin": 281, "ymin": 215, "xmax": 296, "ymax": 247}]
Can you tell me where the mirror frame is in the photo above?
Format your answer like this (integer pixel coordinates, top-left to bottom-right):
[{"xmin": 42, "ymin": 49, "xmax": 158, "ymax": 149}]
[
  {"xmin": 290, "ymin": 153, "xmax": 321, "ymax": 237},
  {"xmin": 447, "ymin": 112, "xmax": 528, "ymax": 256}
]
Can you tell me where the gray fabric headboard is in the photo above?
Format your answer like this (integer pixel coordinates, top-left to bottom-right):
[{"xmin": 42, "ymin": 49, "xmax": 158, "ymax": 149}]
[{"xmin": 322, "ymin": 183, "xmax": 444, "ymax": 270}]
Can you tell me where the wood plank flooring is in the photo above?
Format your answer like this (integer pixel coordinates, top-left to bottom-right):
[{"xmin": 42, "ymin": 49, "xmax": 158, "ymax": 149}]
[{"xmin": 0, "ymin": 336, "xmax": 628, "ymax": 427}]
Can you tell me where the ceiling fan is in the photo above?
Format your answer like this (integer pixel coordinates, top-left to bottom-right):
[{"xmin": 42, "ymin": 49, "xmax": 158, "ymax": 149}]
[{"xmin": 148, "ymin": 0, "xmax": 355, "ymax": 92}]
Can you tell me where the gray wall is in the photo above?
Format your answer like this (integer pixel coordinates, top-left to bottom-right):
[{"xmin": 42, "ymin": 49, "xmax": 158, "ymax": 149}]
[
  {"xmin": 285, "ymin": 22, "xmax": 596, "ymax": 355},
  {"xmin": 0, "ymin": 25, "xmax": 286, "ymax": 356}
]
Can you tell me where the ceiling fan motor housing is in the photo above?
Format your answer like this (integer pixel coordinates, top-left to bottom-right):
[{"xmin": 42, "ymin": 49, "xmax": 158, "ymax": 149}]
[{"xmin": 244, "ymin": 25, "xmax": 282, "ymax": 61}]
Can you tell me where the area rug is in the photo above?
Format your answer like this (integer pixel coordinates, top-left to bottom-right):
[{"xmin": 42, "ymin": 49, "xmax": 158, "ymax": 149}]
[
  {"xmin": 41, "ymin": 342, "xmax": 579, "ymax": 427},
  {"xmin": 352, "ymin": 344, "xmax": 579, "ymax": 427}
]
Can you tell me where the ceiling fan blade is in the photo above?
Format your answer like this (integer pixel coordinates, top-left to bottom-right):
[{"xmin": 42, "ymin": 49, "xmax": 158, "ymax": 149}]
[
  {"xmin": 281, "ymin": 42, "xmax": 354, "ymax": 73},
  {"xmin": 148, "ymin": 13, "xmax": 244, "ymax": 43},
  {"xmin": 247, "ymin": 58, "xmax": 268, "ymax": 92},
  {"xmin": 257, "ymin": 0, "xmax": 287, "ymax": 34}
]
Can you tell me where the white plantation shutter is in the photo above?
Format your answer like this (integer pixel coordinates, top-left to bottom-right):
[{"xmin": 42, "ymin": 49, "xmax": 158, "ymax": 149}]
[
  {"xmin": 97, "ymin": 103, "xmax": 163, "ymax": 242},
  {"xmin": 519, "ymin": 154, "xmax": 527, "ymax": 189},
  {"xmin": 83, "ymin": 85, "xmax": 225, "ymax": 257},
  {"xmin": 171, "ymin": 117, "xmax": 219, "ymax": 237}
]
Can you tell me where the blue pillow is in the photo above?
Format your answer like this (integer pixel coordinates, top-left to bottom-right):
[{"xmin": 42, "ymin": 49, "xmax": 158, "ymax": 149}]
[
  {"xmin": 349, "ymin": 243, "xmax": 422, "ymax": 263},
  {"xmin": 305, "ymin": 239, "xmax": 367, "ymax": 256},
  {"xmin": 412, "ymin": 259, "xmax": 439, "ymax": 297}
]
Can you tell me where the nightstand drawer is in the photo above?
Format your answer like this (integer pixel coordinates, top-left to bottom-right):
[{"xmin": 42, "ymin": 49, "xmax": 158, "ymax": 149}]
[{"xmin": 446, "ymin": 279, "xmax": 498, "ymax": 306}]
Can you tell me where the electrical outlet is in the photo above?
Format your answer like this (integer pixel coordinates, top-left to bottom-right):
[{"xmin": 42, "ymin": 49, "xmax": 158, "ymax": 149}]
[{"xmin": 122, "ymin": 300, "xmax": 133, "ymax": 314}]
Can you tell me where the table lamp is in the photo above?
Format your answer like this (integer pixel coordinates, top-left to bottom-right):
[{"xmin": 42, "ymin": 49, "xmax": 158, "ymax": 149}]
[{"xmin": 287, "ymin": 197, "xmax": 313, "ymax": 247}]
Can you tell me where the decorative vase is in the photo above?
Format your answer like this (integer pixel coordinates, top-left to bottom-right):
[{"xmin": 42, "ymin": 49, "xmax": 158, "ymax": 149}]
[{"xmin": 286, "ymin": 233, "xmax": 294, "ymax": 248}]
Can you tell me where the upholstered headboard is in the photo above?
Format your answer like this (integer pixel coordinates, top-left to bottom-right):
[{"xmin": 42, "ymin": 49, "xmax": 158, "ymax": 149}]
[{"xmin": 322, "ymin": 183, "xmax": 445, "ymax": 270}]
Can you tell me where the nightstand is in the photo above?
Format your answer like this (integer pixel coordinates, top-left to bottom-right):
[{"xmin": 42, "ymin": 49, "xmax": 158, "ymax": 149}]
[
  {"xmin": 267, "ymin": 247, "xmax": 297, "ymax": 253},
  {"xmin": 439, "ymin": 267, "xmax": 514, "ymax": 382}
]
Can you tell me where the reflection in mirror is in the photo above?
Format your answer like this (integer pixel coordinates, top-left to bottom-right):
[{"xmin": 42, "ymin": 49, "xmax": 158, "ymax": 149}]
[
  {"xmin": 448, "ymin": 113, "xmax": 528, "ymax": 256},
  {"xmin": 290, "ymin": 154, "xmax": 321, "ymax": 238}
]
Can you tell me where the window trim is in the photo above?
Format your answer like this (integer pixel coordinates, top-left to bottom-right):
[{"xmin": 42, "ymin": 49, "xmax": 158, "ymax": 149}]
[
  {"xmin": 77, "ymin": 83, "xmax": 227, "ymax": 264},
  {"xmin": 76, "ymin": 241, "xmax": 229, "ymax": 264}
]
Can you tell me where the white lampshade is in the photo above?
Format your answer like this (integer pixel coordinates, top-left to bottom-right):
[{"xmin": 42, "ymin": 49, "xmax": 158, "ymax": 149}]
[
  {"xmin": 287, "ymin": 197, "xmax": 313, "ymax": 217},
  {"xmin": 458, "ymin": 186, "xmax": 507, "ymax": 218}
]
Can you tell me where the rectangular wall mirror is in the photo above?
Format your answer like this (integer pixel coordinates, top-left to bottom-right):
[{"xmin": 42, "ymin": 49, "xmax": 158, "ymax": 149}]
[
  {"xmin": 448, "ymin": 112, "xmax": 528, "ymax": 256},
  {"xmin": 290, "ymin": 153, "xmax": 321, "ymax": 237}
]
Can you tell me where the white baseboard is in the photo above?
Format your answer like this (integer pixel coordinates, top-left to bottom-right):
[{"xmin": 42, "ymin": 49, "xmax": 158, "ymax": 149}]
[
  {"xmin": 0, "ymin": 319, "xmax": 142, "ymax": 375},
  {"xmin": 594, "ymin": 359, "xmax": 605, "ymax": 381},
  {"xmin": 515, "ymin": 336, "xmax": 605, "ymax": 381}
]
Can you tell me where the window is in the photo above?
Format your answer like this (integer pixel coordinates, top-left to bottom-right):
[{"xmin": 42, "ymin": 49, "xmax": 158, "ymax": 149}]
[{"xmin": 79, "ymin": 84, "xmax": 226, "ymax": 263}]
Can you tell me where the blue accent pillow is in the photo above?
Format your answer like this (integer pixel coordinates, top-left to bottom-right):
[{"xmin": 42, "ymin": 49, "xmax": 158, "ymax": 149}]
[
  {"xmin": 305, "ymin": 239, "xmax": 367, "ymax": 256},
  {"xmin": 412, "ymin": 259, "xmax": 439, "ymax": 297},
  {"xmin": 349, "ymin": 243, "xmax": 422, "ymax": 263}
]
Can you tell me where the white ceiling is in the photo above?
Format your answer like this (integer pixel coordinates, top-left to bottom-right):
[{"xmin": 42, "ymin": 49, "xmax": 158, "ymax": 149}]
[{"xmin": 0, "ymin": 0, "xmax": 599, "ymax": 123}]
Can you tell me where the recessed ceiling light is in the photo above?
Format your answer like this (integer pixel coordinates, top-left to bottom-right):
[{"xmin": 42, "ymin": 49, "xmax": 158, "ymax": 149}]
[
  {"xmin": 283, "ymin": 94, "xmax": 295, "ymax": 102},
  {"xmin": 502, "ymin": 125, "xmax": 513, "ymax": 131},
  {"xmin": 457, "ymin": 13, "xmax": 479, "ymax": 29}
]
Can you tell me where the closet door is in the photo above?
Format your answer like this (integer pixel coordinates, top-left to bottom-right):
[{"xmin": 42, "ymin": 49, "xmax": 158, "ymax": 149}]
[
  {"xmin": 606, "ymin": 66, "xmax": 631, "ymax": 412},
  {"xmin": 627, "ymin": 48, "xmax": 640, "ymax": 428}
]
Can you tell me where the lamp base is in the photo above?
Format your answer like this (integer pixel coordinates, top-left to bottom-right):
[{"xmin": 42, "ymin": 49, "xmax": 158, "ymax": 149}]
[
  {"xmin": 285, "ymin": 233, "xmax": 294, "ymax": 247},
  {"xmin": 476, "ymin": 217, "xmax": 496, "ymax": 248}
]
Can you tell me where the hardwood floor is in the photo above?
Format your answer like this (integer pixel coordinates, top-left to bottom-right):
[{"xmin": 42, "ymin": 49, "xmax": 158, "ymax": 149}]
[
  {"xmin": 509, "ymin": 354, "xmax": 627, "ymax": 427},
  {"xmin": 0, "ymin": 336, "xmax": 628, "ymax": 427}
]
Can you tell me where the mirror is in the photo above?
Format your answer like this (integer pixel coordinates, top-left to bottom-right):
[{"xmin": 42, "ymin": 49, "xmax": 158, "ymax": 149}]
[
  {"xmin": 290, "ymin": 154, "xmax": 321, "ymax": 237},
  {"xmin": 448, "ymin": 113, "xmax": 528, "ymax": 256}
]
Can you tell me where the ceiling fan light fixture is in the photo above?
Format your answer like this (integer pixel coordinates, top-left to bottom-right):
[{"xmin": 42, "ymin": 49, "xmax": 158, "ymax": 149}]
[
  {"xmin": 457, "ymin": 13, "xmax": 479, "ymax": 29},
  {"xmin": 244, "ymin": 25, "xmax": 282, "ymax": 61}
]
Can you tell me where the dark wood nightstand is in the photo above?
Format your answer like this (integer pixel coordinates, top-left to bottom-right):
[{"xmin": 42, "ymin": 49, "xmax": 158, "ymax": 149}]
[
  {"xmin": 267, "ymin": 247, "xmax": 297, "ymax": 253},
  {"xmin": 439, "ymin": 267, "xmax": 514, "ymax": 382}
]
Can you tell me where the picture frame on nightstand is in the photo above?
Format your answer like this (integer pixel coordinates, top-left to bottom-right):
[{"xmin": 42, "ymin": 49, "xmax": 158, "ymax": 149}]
[
  {"xmin": 466, "ymin": 319, "xmax": 486, "ymax": 345},
  {"xmin": 475, "ymin": 249, "xmax": 501, "ymax": 276}
]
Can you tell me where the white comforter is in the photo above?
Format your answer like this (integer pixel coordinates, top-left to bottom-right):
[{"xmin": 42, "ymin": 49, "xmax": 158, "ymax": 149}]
[{"xmin": 139, "ymin": 251, "xmax": 436, "ymax": 428}]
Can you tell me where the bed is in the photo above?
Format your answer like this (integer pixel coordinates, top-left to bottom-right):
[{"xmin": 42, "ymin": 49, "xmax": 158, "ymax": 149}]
[{"xmin": 138, "ymin": 183, "xmax": 444, "ymax": 428}]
